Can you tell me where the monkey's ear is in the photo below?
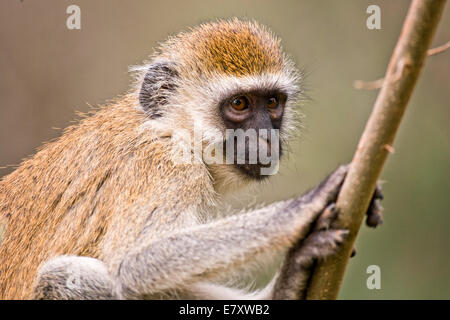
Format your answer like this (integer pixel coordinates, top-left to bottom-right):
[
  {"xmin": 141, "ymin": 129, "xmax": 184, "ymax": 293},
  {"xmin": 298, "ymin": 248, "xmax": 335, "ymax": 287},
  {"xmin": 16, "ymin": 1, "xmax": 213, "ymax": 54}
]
[{"xmin": 139, "ymin": 61, "xmax": 179, "ymax": 118}]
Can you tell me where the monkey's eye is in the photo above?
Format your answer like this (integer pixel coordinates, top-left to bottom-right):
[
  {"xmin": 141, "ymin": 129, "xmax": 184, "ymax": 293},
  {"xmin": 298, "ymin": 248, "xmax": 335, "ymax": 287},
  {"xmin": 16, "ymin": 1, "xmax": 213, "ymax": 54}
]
[
  {"xmin": 231, "ymin": 96, "xmax": 249, "ymax": 111},
  {"xmin": 267, "ymin": 97, "xmax": 278, "ymax": 109}
]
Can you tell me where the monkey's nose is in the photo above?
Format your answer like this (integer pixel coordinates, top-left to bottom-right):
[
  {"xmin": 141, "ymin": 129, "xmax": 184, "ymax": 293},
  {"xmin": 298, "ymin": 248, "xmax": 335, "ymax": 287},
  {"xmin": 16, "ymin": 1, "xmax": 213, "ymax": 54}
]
[{"xmin": 258, "ymin": 136, "xmax": 271, "ymax": 157}]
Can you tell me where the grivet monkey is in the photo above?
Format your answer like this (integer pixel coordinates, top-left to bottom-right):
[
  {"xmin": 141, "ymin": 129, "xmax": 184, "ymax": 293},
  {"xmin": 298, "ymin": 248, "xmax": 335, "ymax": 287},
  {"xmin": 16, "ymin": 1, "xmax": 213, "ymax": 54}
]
[{"xmin": 0, "ymin": 19, "xmax": 383, "ymax": 300}]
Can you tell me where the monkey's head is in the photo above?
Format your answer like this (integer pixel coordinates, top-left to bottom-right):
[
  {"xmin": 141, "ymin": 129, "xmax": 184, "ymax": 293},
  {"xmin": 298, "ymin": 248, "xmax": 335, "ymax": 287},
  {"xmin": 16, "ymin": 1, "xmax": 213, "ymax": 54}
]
[{"xmin": 136, "ymin": 18, "xmax": 302, "ymax": 189}]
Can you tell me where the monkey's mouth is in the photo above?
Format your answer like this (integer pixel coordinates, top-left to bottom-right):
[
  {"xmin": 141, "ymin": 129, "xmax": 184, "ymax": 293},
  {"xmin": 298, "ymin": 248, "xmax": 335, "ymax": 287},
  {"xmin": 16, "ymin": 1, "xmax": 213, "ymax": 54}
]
[
  {"xmin": 236, "ymin": 163, "xmax": 273, "ymax": 180},
  {"xmin": 225, "ymin": 137, "xmax": 283, "ymax": 179}
]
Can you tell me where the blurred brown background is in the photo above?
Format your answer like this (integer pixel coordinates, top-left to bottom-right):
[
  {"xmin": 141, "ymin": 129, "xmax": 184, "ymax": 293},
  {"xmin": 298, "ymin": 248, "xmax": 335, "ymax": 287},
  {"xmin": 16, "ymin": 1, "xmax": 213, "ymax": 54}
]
[{"xmin": 1, "ymin": 0, "xmax": 449, "ymax": 299}]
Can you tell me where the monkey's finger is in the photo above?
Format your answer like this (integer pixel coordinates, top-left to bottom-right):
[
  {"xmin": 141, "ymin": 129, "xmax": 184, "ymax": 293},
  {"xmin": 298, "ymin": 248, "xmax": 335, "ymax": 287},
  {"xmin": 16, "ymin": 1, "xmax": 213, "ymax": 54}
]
[
  {"xmin": 366, "ymin": 201, "xmax": 383, "ymax": 228},
  {"xmin": 373, "ymin": 183, "xmax": 384, "ymax": 201},
  {"xmin": 314, "ymin": 203, "xmax": 339, "ymax": 231},
  {"xmin": 320, "ymin": 164, "xmax": 350, "ymax": 203},
  {"xmin": 366, "ymin": 183, "xmax": 384, "ymax": 228},
  {"xmin": 350, "ymin": 247, "xmax": 356, "ymax": 258},
  {"xmin": 294, "ymin": 229, "xmax": 349, "ymax": 265}
]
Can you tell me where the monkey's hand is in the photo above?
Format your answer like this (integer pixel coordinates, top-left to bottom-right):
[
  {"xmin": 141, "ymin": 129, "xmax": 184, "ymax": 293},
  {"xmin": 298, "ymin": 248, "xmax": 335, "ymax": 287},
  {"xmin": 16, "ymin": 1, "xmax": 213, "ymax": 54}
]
[
  {"xmin": 272, "ymin": 203, "xmax": 347, "ymax": 300},
  {"xmin": 272, "ymin": 165, "xmax": 384, "ymax": 300}
]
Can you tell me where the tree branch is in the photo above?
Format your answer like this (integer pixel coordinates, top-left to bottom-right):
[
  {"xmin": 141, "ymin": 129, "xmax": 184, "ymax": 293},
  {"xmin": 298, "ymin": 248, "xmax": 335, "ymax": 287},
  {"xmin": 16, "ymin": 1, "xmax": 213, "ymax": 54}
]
[
  {"xmin": 305, "ymin": 0, "xmax": 447, "ymax": 300},
  {"xmin": 354, "ymin": 40, "xmax": 450, "ymax": 90}
]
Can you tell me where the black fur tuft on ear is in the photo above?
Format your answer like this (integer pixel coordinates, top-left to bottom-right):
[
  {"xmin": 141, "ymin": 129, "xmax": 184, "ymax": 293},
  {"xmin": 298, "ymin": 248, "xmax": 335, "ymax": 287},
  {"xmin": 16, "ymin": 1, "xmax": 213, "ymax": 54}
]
[{"xmin": 139, "ymin": 61, "xmax": 179, "ymax": 118}]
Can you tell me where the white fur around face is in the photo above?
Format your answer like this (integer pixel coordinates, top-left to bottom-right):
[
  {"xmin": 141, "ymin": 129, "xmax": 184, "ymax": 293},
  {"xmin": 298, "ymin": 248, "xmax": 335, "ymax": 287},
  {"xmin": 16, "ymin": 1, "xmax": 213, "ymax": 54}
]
[{"xmin": 131, "ymin": 62, "xmax": 303, "ymax": 195}]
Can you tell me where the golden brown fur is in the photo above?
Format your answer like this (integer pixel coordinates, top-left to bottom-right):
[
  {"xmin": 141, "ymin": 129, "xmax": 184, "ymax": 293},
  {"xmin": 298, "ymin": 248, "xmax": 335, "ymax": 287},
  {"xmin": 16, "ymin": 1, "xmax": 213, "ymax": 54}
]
[
  {"xmin": 0, "ymin": 94, "xmax": 215, "ymax": 299},
  {"xmin": 159, "ymin": 18, "xmax": 284, "ymax": 78}
]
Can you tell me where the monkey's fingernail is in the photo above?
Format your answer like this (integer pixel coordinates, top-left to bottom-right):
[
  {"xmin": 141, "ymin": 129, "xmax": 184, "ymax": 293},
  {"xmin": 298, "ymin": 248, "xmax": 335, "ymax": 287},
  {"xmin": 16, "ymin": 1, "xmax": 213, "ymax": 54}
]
[{"xmin": 340, "ymin": 229, "xmax": 349, "ymax": 237}]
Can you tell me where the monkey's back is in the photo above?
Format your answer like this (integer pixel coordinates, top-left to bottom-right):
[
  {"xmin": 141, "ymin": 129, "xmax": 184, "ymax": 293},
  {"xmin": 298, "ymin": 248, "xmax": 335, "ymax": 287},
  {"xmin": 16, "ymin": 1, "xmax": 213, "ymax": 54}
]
[{"xmin": 0, "ymin": 95, "xmax": 214, "ymax": 299}]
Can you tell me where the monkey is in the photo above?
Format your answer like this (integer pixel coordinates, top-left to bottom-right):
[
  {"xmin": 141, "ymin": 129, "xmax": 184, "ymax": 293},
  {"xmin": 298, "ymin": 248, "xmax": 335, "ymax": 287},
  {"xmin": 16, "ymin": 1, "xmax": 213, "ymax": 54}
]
[{"xmin": 0, "ymin": 18, "xmax": 383, "ymax": 300}]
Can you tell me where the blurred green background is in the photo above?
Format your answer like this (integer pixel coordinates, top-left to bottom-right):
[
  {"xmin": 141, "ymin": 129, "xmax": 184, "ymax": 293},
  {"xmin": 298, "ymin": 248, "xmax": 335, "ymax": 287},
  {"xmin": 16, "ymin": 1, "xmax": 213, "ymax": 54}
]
[{"xmin": 0, "ymin": 0, "xmax": 449, "ymax": 299}]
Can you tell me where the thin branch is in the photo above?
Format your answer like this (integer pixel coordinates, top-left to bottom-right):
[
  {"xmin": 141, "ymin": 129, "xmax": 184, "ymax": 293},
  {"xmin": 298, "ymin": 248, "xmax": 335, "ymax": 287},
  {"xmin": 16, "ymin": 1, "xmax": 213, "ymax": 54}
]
[
  {"xmin": 305, "ymin": 0, "xmax": 447, "ymax": 300},
  {"xmin": 353, "ymin": 78, "xmax": 384, "ymax": 90},
  {"xmin": 427, "ymin": 40, "xmax": 450, "ymax": 55},
  {"xmin": 354, "ymin": 40, "xmax": 450, "ymax": 90}
]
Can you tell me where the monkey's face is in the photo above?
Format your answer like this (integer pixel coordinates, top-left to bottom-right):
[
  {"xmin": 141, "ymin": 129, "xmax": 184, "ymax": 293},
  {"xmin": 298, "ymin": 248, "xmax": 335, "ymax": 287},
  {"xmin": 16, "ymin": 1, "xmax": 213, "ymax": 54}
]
[
  {"xmin": 219, "ymin": 89, "xmax": 287, "ymax": 180},
  {"xmin": 137, "ymin": 19, "xmax": 301, "ymax": 188}
]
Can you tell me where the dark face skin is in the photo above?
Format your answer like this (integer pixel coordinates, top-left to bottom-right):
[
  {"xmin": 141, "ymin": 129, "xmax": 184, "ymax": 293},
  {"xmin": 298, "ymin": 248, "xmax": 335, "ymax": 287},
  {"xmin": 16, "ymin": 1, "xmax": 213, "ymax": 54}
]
[{"xmin": 220, "ymin": 89, "xmax": 287, "ymax": 179}]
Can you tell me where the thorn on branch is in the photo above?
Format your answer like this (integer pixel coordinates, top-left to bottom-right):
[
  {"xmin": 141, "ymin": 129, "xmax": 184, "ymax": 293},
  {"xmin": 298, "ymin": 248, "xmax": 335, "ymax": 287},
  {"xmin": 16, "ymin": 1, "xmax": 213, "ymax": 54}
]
[{"xmin": 384, "ymin": 144, "xmax": 395, "ymax": 154}]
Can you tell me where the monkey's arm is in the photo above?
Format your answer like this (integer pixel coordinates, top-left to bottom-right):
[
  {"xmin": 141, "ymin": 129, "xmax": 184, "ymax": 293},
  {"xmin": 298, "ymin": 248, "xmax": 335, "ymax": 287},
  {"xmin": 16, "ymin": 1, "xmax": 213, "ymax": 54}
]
[
  {"xmin": 182, "ymin": 185, "xmax": 382, "ymax": 300},
  {"xmin": 115, "ymin": 166, "xmax": 349, "ymax": 299},
  {"xmin": 184, "ymin": 203, "xmax": 347, "ymax": 300},
  {"xmin": 31, "ymin": 165, "xmax": 382, "ymax": 300},
  {"xmin": 31, "ymin": 165, "xmax": 349, "ymax": 300}
]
